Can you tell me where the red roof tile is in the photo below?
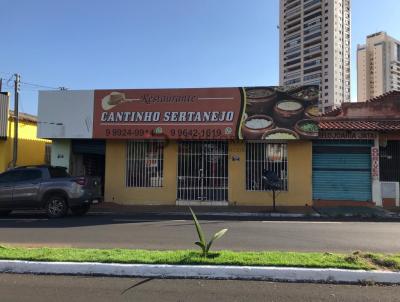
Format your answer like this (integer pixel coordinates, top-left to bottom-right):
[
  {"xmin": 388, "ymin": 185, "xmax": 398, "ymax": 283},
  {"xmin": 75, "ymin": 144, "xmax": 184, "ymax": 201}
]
[
  {"xmin": 321, "ymin": 90, "xmax": 400, "ymax": 117},
  {"xmin": 319, "ymin": 120, "xmax": 400, "ymax": 131},
  {"xmin": 321, "ymin": 107, "xmax": 342, "ymax": 117},
  {"xmin": 9, "ymin": 110, "xmax": 37, "ymax": 123},
  {"xmin": 366, "ymin": 90, "xmax": 400, "ymax": 103}
]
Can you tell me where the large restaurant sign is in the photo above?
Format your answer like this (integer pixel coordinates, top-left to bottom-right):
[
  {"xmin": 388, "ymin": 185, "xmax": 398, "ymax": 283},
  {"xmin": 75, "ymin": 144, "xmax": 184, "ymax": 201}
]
[
  {"xmin": 93, "ymin": 88, "xmax": 242, "ymax": 140},
  {"xmin": 93, "ymin": 86, "xmax": 320, "ymax": 140}
]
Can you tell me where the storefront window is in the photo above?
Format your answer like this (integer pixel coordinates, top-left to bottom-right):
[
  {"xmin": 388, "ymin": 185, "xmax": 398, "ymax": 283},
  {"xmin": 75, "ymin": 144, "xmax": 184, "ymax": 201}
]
[
  {"xmin": 246, "ymin": 143, "xmax": 288, "ymax": 191},
  {"xmin": 126, "ymin": 141, "xmax": 164, "ymax": 188}
]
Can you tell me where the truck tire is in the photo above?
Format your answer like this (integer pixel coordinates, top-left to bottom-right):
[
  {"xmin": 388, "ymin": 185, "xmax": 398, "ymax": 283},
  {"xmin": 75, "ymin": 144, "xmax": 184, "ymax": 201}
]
[
  {"xmin": 70, "ymin": 205, "xmax": 90, "ymax": 216},
  {"xmin": 0, "ymin": 210, "xmax": 12, "ymax": 217},
  {"xmin": 46, "ymin": 195, "xmax": 68, "ymax": 218}
]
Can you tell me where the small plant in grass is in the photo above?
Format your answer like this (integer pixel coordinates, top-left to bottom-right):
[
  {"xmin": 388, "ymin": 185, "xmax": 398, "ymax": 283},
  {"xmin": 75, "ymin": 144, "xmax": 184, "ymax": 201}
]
[
  {"xmin": 344, "ymin": 255, "xmax": 360, "ymax": 264},
  {"xmin": 189, "ymin": 207, "xmax": 228, "ymax": 258}
]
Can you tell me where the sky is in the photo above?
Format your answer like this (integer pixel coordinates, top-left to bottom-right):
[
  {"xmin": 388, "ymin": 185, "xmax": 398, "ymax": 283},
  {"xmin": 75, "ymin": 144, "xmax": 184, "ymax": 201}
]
[{"xmin": 1, "ymin": 0, "xmax": 400, "ymax": 115}]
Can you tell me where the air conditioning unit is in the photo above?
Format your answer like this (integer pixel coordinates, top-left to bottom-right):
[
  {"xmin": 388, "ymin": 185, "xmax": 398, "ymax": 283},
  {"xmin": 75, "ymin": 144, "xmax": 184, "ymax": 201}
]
[{"xmin": 381, "ymin": 182, "xmax": 400, "ymax": 207}]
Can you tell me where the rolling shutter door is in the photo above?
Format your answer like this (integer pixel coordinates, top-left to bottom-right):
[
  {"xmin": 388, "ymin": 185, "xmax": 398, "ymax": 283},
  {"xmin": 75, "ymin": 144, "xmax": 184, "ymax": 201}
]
[
  {"xmin": 71, "ymin": 140, "xmax": 105, "ymax": 155},
  {"xmin": 313, "ymin": 141, "xmax": 372, "ymax": 202},
  {"xmin": 0, "ymin": 93, "xmax": 9, "ymax": 140}
]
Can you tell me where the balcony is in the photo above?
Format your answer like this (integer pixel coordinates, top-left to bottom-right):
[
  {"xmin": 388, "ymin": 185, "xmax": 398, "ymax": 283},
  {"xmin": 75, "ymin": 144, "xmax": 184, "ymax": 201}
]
[
  {"xmin": 304, "ymin": 11, "xmax": 322, "ymax": 23},
  {"xmin": 284, "ymin": 58, "xmax": 302, "ymax": 68},
  {"xmin": 304, "ymin": 45, "xmax": 322, "ymax": 55},
  {"xmin": 304, "ymin": 59, "xmax": 322, "ymax": 69},
  {"xmin": 304, "ymin": 65, "xmax": 322, "ymax": 74}
]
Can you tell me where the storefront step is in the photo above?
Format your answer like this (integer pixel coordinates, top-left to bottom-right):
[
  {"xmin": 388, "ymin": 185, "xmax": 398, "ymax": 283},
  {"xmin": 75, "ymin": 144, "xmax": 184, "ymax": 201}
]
[{"xmin": 176, "ymin": 200, "xmax": 229, "ymax": 207}]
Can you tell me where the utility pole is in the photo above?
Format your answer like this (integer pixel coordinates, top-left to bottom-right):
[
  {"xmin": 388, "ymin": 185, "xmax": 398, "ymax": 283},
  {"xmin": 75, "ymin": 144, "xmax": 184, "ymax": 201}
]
[{"xmin": 12, "ymin": 74, "xmax": 20, "ymax": 168}]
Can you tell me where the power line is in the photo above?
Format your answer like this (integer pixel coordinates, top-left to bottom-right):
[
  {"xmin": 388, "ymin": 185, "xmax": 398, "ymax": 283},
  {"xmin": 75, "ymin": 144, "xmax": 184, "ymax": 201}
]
[
  {"xmin": 16, "ymin": 86, "xmax": 41, "ymax": 92},
  {"xmin": 20, "ymin": 81, "xmax": 62, "ymax": 90},
  {"xmin": 6, "ymin": 75, "xmax": 14, "ymax": 87},
  {"xmin": 0, "ymin": 71, "xmax": 14, "ymax": 77},
  {"xmin": 1, "ymin": 73, "xmax": 68, "ymax": 91},
  {"xmin": 0, "ymin": 75, "xmax": 15, "ymax": 90}
]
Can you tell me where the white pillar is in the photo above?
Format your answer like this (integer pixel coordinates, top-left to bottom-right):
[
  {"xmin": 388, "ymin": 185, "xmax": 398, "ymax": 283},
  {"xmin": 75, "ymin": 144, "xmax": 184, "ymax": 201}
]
[
  {"xmin": 50, "ymin": 139, "xmax": 71, "ymax": 172},
  {"xmin": 372, "ymin": 135, "xmax": 382, "ymax": 206}
]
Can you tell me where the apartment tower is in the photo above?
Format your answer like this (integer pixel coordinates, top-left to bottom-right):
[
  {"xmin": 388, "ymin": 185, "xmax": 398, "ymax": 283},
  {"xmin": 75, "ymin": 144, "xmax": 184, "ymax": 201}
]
[
  {"xmin": 279, "ymin": 0, "xmax": 351, "ymax": 113},
  {"xmin": 357, "ymin": 32, "xmax": 400, "ymax": 102}
]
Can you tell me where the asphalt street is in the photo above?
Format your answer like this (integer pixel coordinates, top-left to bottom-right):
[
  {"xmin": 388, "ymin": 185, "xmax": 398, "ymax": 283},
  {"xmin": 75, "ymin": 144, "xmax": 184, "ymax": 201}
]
[
  {"xmin": 0, "ymin": 274, "xmax": 399, "ymax": 302},
  {"xmin": 1, "ymin": 211, "xmax": 400, "ymax": 253}
]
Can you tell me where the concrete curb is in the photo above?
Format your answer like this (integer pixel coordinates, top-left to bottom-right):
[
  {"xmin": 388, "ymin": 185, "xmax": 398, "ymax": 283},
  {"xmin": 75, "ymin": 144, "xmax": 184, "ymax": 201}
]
[
  {"xmin": 156, "ymin": 212, "xmax": 314, "ymax": 218},
  {"xmin": 0, "ymin": 260, "xmax": 399, "ymax": 284},
  {"xmin": 185, "ymin": 212, "xmax": 321, "ymax": 218},
  {"xmin": 93, "ymin": 211, "xmax": 321, "ymax": 218}
]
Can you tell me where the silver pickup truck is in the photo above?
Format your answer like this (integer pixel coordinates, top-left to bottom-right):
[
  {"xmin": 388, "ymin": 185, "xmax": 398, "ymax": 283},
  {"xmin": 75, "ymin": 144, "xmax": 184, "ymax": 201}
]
[{"xmin": 0, "ymin": 165, "xmax": 102, "ymax": 218}]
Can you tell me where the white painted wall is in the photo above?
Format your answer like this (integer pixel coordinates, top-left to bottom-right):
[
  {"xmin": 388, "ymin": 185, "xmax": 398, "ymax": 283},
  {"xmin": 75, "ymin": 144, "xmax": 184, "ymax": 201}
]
[
  {"xmin": 38, "ymin": 90, "xmax": 94, "ymax": 139},
  {"xmin": 381, "ymin": 182, "xmax": 400, "ymax": 207},
  {"xmin": 373, "ymin": 136, "xmax": 383, "ymax": 206},
  {"xmin": 50, "ymin": 140, "xmax": 71, "ymax": 171}
]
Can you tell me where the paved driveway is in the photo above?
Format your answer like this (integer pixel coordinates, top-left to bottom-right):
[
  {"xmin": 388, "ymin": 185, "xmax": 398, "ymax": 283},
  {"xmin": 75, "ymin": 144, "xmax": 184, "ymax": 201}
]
[{"xmin": 0, "ymin": 212, "xmax": 400, "ymax": 253}]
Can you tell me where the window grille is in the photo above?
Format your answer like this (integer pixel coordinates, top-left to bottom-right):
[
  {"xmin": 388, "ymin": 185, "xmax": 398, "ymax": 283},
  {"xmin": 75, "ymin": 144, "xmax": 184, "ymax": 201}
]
[
  {"xmin": 246, "ymin": 143, "xmax": 288, "ymax": 191},
  {"xmin": 380, "ymin": 141, "xmax": 400, "ymax": 183},
  {"xmin": 126, "ymin": 141, "xmax": 164, "ymax": 188}
]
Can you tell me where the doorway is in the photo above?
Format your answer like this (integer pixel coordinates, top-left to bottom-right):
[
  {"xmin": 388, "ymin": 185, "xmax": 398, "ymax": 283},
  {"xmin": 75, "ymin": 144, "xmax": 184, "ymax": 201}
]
[
  {"xmin": 177, "ymin": 141, "xmax": 228, "ymax": 202},
  {"xmin": 71, "ymin": 140, "xmax": 106, "ymax": 194}
]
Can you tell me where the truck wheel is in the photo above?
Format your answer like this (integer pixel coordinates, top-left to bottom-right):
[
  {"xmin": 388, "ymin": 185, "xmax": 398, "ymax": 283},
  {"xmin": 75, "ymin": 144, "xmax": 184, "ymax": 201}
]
[
  {"xmin": 70, "ymin": 205, "xmax": 90, "ymax": 216},
  {"xmin": 46, "ymin": 195, "xmax": 68, "ymax": 218},
  {"xmin": 0, "ymin": 210, "xmax": 12, "ymax": 217}
]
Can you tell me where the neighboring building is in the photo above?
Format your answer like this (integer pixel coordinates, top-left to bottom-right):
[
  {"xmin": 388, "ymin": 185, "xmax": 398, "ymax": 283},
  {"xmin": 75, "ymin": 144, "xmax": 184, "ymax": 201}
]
[
  {"xmin": 317, "ymin": 91, "xmax": 400, "ymax": 208},
  {"xmin": 0, "ymin": 92, "xmax": 51, "ymax": 172},
  {"xmin": 279, "ymin": 0, "xmax": 351, "ymax": 113},
  {"xmin": 357, "ymin": 32, "xmax": 400, "ymax": 102}
]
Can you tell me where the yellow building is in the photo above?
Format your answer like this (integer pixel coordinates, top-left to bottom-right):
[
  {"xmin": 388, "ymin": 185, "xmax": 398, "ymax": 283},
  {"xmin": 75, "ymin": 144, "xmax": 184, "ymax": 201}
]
[
  {"xmin": 0, "ymin": 93, "xmax": 50, "ymax": 172},
  {"xmin": 104, "ymin": 140, "xmax": 312, "ymax": 207}
]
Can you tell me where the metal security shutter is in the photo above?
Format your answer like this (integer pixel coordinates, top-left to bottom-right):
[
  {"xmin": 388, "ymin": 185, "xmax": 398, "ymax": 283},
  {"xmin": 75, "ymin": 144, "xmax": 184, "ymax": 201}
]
[
  {"xmin": 71, "ymin": 140, "xmax": 105, "ymax": 155},
  {"xmin": 0, "ymin": 93, "xmax": 9, "ymax": 140},
  {"xmin": 313, "ymin": 141, "xmax": 373, "ymax": 202}
]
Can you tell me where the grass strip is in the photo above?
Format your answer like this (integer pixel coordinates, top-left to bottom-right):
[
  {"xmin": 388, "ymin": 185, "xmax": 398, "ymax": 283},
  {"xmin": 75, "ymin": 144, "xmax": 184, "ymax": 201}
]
[{"xmin": 1, "ymin": 246, "xmax": 397, "ymax": 271}]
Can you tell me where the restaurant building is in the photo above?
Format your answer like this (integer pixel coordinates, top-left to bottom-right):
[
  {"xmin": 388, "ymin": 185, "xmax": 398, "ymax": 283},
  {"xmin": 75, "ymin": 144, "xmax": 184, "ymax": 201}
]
[
  {"xmin": 37, "ymin": 87, "xmax": 400, "ymax": 208},
  {"xmin": 38, "ymin": 86, "xmax": 320, "ymax": 207}
]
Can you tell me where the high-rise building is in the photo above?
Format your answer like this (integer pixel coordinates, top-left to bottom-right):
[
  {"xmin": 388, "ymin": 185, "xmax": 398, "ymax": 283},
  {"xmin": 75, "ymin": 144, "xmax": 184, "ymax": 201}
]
[
  {"xmin": 357, "ymin": 32, "xmax": 400, "ymax": 102},
  {"xmin": 279, "ymin": 0, "xmax": 351, "ymax": 113}
]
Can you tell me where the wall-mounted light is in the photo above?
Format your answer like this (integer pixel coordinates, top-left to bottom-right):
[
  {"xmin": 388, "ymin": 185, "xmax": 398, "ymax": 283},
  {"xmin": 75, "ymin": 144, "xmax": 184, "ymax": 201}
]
[{"xmin": 232, "ymin": 155, "xmax": 240, "ymax": 161}]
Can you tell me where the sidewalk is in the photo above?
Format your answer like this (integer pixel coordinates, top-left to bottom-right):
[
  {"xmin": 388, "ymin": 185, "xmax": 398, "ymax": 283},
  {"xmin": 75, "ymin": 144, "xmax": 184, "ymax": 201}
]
[
  {"xmin": 92, "ymin": 202, "xmax": 399, "ymax": 220},
  {"xmin": 315, "ymin": 206, "xmax": 396, "ymax": 219},
  {"xmin": 93, "ymin": 203, "xmax": 319, "ymax": 218}
]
